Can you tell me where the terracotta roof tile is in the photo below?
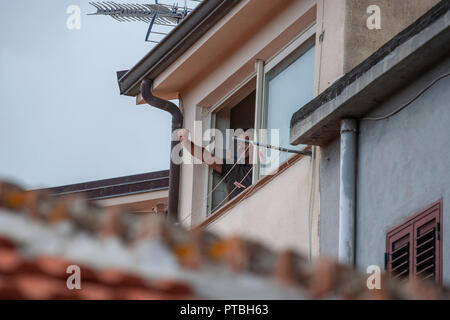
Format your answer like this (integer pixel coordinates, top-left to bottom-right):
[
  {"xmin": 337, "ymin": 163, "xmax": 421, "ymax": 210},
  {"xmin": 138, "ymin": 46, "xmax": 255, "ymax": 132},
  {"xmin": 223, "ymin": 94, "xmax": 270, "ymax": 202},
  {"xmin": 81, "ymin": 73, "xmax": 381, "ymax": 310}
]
[
  {"xmin": 0, "ymin": 182, "xmax": 27, "ymax": 210},
  {"xmin": 117, "ymin": 287, "xmax": 172, "ymax": 300},
  {"xmin": 76, "ymin": 282, "xmax": 116, "ymax": 300},
  {"xmin": 97, "ymin": 269, "xmax": 147, "ymax": 288},
  {"xmin": 0, "ymin": 235, "xmax": 15, "ymax": 250},
  {"xmin": 35, "ymin": 256, "xmax": 76, "ymax": 278},
  {"xmin": 0, "ymin": 249, "xmax": 41, "ymax": 275},
  {"xmin": 13, "ymin": 274, "xmax": 70, "ymax": 300},
  {"xmin": 150, "ymin": 279, "xmax": 191, "ymax": 295},
  {"xmin": 0, "ymin": 248, "xmax": 21, "ymax": 274},
  {"xmin": 35, "ymin": 256, "xmax": 98, "ymax": 282},
  {"xmin": 0, "ymin": 275, "xmax": 23, "ymax": 299}
]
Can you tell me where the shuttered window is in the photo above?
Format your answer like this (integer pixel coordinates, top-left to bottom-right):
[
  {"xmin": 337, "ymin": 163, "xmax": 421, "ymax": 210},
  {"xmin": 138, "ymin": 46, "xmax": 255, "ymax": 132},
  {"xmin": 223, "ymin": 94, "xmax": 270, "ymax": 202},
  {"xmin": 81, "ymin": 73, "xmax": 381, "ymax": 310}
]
[{"xmin": 386, "ymin": 200, "xmax": 442, "ymax": 284}]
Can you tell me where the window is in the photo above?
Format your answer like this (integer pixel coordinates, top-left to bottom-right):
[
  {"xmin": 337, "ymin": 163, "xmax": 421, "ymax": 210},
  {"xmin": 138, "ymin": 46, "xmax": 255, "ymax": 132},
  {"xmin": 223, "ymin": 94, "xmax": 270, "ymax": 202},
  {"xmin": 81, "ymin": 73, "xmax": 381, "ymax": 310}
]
[
  {"xmin": 204, "ymin": 24, "xmax": 316, "ymax": 215},
  {"xmin": 386, "ymin": 201, "xmax": 442, "ymax": 284},
  {"xmin": 206, "ymin": 88, "xmax": 256, "ymax": 215}
]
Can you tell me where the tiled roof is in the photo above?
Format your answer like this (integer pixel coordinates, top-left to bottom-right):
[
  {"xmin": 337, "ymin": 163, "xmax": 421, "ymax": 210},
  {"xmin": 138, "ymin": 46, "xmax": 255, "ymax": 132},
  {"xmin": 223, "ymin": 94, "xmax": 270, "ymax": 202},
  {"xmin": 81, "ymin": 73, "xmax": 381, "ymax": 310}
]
[
  {"xmin": 0, "ymin": 180, "xmax": 449, "ymax": 300},
  {"xmin": 0, "ymin": 244, "xmax": 192, "ymax": 300}
]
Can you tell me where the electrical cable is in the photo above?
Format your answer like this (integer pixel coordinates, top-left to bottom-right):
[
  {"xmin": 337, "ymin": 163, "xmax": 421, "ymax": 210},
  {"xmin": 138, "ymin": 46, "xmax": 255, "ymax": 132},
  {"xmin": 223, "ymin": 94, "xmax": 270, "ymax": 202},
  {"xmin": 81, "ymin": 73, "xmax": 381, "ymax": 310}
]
[
  {"xmin": 210, "ymin": 166, "xmax": 254, "ymax": 213},
  {"xmin": 180, "ymin": 140, "xmax": 313, "ymax": 225},
  {"xmin": 206, "ymin": 144, "xmax": 250, "ymax": 198},
  {"xmin": 360, "ymin": 73, "xmax": 450, "ymax": 121},
  {"xmin": 179, "ymin": 143, "xmax": 251, "ymax": 224}
]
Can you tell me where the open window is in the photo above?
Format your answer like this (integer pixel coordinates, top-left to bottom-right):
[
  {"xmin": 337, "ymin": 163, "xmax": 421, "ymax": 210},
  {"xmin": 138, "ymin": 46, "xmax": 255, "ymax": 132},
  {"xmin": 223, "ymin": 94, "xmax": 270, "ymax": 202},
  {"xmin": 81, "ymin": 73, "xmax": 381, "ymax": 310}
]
[
  {"xmin": 206, "ymin": 83, "xmax": 256, "ymax": 215},
  {"xmin": 204, "ymin": 24, "xmax": 316, "ymax": 216}
]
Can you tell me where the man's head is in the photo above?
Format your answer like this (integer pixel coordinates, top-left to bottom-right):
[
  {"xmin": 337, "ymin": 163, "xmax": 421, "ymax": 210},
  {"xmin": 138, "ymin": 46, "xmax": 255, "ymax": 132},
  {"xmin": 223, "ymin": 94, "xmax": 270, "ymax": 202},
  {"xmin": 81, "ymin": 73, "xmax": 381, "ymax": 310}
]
[{"xmin": 235, "ymin": 128, "xmax": 254, "ymax": 163}]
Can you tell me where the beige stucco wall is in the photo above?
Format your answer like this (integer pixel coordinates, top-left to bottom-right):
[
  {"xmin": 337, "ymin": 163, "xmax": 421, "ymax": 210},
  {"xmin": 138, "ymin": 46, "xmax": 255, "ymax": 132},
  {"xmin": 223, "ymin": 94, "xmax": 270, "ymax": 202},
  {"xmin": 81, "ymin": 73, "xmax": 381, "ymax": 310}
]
[
  {"xmin": 312, "ymin": 0, "xmax": 439, "ymax": 93},
  {"xmin": 343, "ymin": 0, "xmax": 440, "ymax": 72},
  {"xmin": 314, "ymin": 0, "xmax": 347, "ymax": 94}
]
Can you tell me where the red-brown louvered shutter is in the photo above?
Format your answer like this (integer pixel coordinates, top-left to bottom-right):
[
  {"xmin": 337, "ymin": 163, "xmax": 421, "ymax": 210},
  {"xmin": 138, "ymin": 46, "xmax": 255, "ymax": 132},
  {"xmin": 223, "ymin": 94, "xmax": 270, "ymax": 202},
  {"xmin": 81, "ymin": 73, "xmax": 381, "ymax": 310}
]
[
  {"xmin": 387, "ymin": 225, "xmax": 413, "ymax": 282},
  {"xmin": 386, "ymin": 200, "xmax": 442, "ymax": 285},
  {"xmin": 413, "ymin": 202, "xmax": 441, "ymax": 283}
]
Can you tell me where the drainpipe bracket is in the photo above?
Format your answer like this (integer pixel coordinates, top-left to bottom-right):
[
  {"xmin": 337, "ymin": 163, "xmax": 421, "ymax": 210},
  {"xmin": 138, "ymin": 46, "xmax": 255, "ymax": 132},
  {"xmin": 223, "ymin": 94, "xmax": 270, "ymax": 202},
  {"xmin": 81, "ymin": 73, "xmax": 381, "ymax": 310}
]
[{"xmin": 341, "ymin": 128, "xmax": 358, "ymax": 134}]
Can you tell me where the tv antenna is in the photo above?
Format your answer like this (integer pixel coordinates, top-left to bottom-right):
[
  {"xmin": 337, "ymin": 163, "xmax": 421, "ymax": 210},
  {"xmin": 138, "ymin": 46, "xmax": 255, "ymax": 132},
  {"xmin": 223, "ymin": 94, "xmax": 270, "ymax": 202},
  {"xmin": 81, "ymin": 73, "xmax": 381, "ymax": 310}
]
[{"xmin": 88, "ymin": 1, "xmax": 203, "ymax": 43}]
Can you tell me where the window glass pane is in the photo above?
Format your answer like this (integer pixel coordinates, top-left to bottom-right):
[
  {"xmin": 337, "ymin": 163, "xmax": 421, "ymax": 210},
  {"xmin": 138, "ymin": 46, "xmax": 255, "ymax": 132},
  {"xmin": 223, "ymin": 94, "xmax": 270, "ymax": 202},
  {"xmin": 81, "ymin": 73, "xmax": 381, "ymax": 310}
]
[{"xmin": 262, "ymin": 45, "xmax": 315, "ymax": 172}]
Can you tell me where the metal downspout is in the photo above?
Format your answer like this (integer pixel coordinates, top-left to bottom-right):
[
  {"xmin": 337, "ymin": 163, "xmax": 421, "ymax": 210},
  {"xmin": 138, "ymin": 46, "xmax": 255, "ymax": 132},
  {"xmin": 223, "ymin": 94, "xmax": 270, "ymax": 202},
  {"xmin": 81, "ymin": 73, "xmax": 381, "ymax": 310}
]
[
  {"xmin": 140, "ymin": 80, "xmax": 183, "ymax": 222},
  {"xmin": 338, "ymin": 119, "xmax": 357, "ymax": 266},
  {"xmin": 306, "ymin": 146, "xmax": 316, "ymax": 261}
]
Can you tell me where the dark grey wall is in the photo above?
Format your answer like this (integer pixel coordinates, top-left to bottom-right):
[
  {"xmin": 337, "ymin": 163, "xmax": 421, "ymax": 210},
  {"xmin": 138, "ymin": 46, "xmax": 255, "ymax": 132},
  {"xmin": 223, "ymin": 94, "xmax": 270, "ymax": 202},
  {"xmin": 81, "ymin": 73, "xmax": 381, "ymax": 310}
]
[
  {"xmin": 319, "ymin": 137, "xmax": 340, "ymax": 259},
  {"xmin": 319, "ymin": 57, "xmax": 450, "ymax": 284}
]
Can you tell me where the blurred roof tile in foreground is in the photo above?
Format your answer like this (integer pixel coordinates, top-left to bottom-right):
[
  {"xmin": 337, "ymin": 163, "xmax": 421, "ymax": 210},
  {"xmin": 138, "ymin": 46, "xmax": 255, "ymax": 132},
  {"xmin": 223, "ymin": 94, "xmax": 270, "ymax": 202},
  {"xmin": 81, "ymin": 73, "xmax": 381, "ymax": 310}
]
[{"xmin": 0, "ymin": 179, "xmax": 449, "ymax": 300}]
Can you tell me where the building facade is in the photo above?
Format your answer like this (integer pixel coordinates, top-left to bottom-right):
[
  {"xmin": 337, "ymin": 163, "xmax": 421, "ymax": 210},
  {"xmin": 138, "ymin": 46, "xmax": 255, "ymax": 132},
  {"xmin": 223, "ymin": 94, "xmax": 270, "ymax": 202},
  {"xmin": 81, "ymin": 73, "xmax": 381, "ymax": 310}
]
[{"xmin": 118, "ymin": 0, "xmax": 441, "ymax": 258}]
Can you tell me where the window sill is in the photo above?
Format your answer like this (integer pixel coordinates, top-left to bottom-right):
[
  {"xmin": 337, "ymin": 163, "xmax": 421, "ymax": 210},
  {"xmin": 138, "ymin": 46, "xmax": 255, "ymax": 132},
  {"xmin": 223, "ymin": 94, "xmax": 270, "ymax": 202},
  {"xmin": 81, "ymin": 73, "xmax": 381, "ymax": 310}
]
[{"xmin": 193, "ymin": 146, "xmax": 312, "ymax": 230}]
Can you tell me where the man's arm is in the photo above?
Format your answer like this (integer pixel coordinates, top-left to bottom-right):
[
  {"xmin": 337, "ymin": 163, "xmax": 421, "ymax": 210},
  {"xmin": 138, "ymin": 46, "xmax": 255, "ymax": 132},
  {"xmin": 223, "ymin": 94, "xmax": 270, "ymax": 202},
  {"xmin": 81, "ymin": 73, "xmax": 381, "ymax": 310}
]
[{"xmin": 177, "ymin": 129, "xmax": 223, "ymax": 174}]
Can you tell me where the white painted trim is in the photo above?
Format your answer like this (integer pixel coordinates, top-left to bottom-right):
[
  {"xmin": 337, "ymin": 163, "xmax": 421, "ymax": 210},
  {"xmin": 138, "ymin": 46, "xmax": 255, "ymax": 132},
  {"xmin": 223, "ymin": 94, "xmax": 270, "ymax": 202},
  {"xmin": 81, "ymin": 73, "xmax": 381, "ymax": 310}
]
[
  {"xmin": 94, "ymin": 190, "xmax": 168, "ymax": 207},
  {"xmin": 204, "ymin": 111, "xmax": 214, "ymax": 217},
  {"xmin": 253, "ymin": 59, "xmax": 265, "ymax": 183}
]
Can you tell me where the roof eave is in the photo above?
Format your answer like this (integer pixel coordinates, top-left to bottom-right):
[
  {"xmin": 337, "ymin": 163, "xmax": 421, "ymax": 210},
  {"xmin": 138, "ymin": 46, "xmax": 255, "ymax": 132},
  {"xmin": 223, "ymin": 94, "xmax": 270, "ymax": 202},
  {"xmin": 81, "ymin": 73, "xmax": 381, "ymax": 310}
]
[{"xmin": 117, "ymin": 0, "xmax": 241, "ymax": 97}]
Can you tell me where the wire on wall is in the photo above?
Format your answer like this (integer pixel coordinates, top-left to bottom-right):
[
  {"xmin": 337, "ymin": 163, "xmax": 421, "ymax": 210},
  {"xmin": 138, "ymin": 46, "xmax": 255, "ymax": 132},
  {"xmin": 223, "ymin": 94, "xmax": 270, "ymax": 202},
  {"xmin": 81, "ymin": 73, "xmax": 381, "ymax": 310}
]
[{"xmin": 360, "ymin": 73, "xmax": 450, "ymax": 121}]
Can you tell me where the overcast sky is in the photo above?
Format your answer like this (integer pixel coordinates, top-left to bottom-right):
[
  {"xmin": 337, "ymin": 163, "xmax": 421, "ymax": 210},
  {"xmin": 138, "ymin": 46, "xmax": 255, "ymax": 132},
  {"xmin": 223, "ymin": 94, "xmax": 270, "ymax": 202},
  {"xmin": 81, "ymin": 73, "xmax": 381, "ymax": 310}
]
[{"xmin": 0, "ymin": 0, "xmax": 183, "ymax": 189}]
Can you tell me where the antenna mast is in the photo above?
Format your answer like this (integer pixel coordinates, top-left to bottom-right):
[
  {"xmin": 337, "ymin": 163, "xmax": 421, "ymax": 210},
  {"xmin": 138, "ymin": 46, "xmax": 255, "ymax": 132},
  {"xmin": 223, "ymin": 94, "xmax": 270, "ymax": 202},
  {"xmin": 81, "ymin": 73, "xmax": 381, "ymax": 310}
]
[{"xmin": 88, "ymin": 1, "xmax": 203, "ymax": 43}]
